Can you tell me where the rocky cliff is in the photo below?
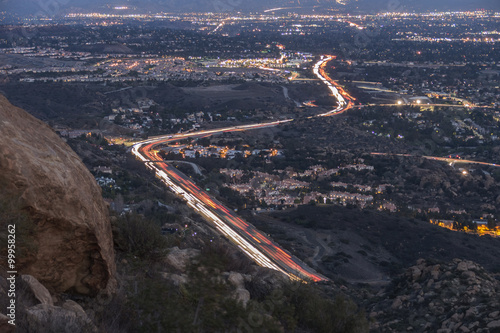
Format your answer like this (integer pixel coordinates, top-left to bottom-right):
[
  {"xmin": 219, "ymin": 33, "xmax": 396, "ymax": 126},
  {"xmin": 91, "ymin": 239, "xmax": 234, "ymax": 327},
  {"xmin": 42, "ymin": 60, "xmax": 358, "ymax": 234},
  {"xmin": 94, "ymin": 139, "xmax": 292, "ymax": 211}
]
[
  {"xmin": 0, "ymin": 94, "xmax": 115, "ymax": 295},
  {"xmin": 369, "ymin": 258, "xmax": 500, "ymax": 332}
]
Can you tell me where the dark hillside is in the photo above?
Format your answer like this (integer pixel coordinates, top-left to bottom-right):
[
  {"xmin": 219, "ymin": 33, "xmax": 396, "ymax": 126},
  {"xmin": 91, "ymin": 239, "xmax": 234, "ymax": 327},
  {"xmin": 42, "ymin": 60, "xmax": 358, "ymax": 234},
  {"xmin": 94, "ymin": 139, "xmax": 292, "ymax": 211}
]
[{"xmin": 248, "ymin": 205, "xmax": 500, "ymax": 283}]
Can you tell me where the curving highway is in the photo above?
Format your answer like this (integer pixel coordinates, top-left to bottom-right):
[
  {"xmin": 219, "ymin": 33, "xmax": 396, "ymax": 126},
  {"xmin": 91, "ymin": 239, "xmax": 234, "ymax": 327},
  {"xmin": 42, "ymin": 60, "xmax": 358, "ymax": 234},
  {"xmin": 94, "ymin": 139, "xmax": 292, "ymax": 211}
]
[
  {"xmin": 131, "ymin": 55, "xmax": 349, "ymax": 283},
  {"xmin": 313, "ymin": 55, "xmax": 355, "ymax": 116}
]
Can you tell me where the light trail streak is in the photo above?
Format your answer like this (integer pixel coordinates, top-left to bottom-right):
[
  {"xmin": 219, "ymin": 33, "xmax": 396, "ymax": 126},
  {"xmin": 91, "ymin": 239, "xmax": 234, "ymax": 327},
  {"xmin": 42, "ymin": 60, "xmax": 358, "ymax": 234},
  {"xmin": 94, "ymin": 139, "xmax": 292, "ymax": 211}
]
[
  {"xmin": 130, "ymin": 54, "xmax": 354, "ymax": 283},
  {"xmin": 312, "ymin": 55, "xmax": 355, "ymax": 116},
  {"xmin": 371, "ymin": 152, "xmax": 499, "ymax": 167},
  {"xmin": 263, "ymin": 7, "xmax": 298, "ymax": 12}
]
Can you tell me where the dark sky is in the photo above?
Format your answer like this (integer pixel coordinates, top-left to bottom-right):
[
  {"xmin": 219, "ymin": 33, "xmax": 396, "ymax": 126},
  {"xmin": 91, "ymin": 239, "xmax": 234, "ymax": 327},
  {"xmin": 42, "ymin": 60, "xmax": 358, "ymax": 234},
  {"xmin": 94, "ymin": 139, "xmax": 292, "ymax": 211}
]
[{"xmin": 1, "ymin": 0, "xmax": 499, "ymax": 16}]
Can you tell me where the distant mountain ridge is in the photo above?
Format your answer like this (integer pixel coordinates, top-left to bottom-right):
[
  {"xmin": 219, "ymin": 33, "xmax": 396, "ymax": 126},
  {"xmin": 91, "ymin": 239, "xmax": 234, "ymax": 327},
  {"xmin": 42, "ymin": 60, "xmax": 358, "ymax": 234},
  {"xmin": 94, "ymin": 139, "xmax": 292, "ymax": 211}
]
[{"xmin": 2, "ymin": 0, "xmax": 499, "ymax": 17}]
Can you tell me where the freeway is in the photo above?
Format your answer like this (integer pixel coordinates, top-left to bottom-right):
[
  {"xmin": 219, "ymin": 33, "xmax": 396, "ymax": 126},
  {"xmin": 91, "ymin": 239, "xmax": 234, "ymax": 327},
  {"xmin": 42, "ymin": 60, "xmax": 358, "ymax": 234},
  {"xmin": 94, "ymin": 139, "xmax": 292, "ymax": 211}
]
[
  {"xmin": 312, "ymin": 55, "xmax": 355, "ymax": 116},
  {"xmin": 132, "ymin": 137, "xmax": 327, "ymax": 282},
  {"xmin": 131, "ymin": 55, "xmax": 350, "ymax": 283}
]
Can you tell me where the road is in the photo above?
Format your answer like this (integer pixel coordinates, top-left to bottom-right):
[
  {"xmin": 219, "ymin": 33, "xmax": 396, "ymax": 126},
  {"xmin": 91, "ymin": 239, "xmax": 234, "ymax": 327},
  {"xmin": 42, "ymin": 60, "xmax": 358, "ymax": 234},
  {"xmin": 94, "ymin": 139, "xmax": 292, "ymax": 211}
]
[
  {"xmin": 131, "ymin": 55, "xmax": 351, "ymax": 283},
  {"xmin": 281, "ymin": 85, "xmax": 302, "ymax": 107},
  {"xmin": 132, "ymin": 138, "xmax": 327, "ymax": 282},
  {"xmin": 377, "ymin": 103, "xmax": 491, "ymax": 109},
  {"xmin": 312, "ymin": 55, "xmax": 355, "ymax": 116},
  {"xmin": 371, "ymin": 152, "xmax": 499, "ymax": 168},
  {"xmin": 162, "ymin": 160, "xmax": 204, "ymax": 176}
]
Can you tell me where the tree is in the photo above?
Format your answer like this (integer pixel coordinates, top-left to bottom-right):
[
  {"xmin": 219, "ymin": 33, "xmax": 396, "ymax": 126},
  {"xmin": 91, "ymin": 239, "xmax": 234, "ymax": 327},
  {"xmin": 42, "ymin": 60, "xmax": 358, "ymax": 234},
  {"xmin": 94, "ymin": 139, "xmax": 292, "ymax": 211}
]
[
  {"xmin": 487, "ymin": 217, "xmax": 496, "ymax": 230},
  {"xmin": 114, "ymin": 115, "xmax": 124, "ymax": 125},
  {"xmin": 114, "ymin": 213, "xmax": 169, "ymax": 260}
]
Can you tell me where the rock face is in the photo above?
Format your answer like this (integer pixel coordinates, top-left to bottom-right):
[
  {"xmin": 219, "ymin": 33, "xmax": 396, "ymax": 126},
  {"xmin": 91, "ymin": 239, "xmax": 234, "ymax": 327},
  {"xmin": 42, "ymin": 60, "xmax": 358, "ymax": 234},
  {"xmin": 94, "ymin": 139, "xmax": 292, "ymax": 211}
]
[
  {"xmin": 227, "ymin": 272, "xmax": 251, "ymax": 308},
  {"xmin": 0, "ymin": 94, "xmax": 115, "ymax": 295},
  {"xmin": 369, "ymin": 258, "xmax": 500, "ymax": 332},
  {"xmin": 20, "ymin": 275, "xmax": 54, "ymax": 306},
  {"xmin": 24, "ymin": 303, "xmax": 97, "ymax": 332},
  {"xmin": 165, "ymin": 247, "xmax": 201, "ymax": 272}
]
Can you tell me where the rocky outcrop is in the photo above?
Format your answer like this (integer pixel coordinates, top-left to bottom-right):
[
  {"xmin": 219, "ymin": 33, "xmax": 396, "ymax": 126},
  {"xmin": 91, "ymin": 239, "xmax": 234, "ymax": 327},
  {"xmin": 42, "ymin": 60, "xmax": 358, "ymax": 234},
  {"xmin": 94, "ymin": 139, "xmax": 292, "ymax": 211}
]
[
  {"xmin": 369, "ymin": 258, "xmax": 500, "ymax": 332},
  {"xmin": 226, "ymin": 272, "xmax": 251, "ymax": 308},
  {"xmin": 0, "ymin": 274, "xmax": 98, "ymax": 332},
  {"xmin": 21, "ymin": 275, "xmax": 54, "ymax": 306},
  {"xmin": 24, "ymin": 302, "xmax": 97, "ymax": 333},
  {"xmin": 0, "ymin": 313, "xmax": 15, "ymax": 333},
  {"xmin": 0, "ymin": 94, "xmax": 115, "ymax": 295},
  {"xmin": 165, "ymin": 247, "xmax": 201, "ymax": 271}
]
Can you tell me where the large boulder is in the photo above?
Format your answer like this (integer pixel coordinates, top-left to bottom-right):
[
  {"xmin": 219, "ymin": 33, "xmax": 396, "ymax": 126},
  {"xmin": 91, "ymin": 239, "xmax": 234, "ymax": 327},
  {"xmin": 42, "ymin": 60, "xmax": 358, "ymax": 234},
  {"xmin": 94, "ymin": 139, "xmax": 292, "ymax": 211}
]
[
  {"xmin": 0, "ymin": 94, "xmax": 115, "ymax": 295},
  {"xmin": 165, "ymin": 247, "xmax": 200, "ymax": 272},
  {"xmin": 227, "ymin": 272, "xmax": 251, "ymax": 308}
]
